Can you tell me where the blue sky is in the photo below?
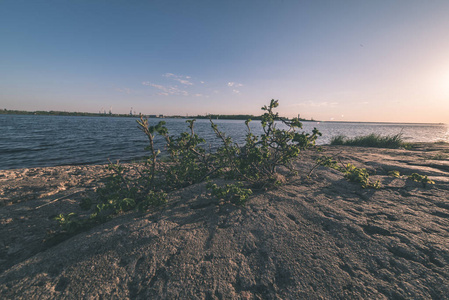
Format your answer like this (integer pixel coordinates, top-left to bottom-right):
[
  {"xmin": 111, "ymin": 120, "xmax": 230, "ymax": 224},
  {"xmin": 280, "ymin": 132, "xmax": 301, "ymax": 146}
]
[{"xmin": 1, "ymin": 0, "xmax": 449, "ymax": 122}]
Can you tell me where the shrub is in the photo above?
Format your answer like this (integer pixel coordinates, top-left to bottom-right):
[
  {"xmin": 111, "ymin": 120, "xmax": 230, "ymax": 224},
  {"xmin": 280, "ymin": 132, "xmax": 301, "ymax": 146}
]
[
  {"xmin": 211, "ymin": 99, "xmax": 321, "ymax": 188},
  {"xmin": 159, "ymin": 119, "xmax": 212, "ymax": 188},
  {"xmin": 54, "ymin": 100, "xmax": 321, "ymax": 235}
]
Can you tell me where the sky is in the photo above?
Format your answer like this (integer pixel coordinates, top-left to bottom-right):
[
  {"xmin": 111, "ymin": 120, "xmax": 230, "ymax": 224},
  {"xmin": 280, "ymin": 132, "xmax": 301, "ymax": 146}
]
[{"xmin": 1, "ymin": 0, "xmax": 449, "ymax": 123}]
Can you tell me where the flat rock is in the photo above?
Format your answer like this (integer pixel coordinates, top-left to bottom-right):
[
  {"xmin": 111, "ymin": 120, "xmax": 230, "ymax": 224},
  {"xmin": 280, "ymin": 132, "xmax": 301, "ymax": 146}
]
[{"xmin": 1, "ymin": 145, "xmax": 449, "ymax": 299}]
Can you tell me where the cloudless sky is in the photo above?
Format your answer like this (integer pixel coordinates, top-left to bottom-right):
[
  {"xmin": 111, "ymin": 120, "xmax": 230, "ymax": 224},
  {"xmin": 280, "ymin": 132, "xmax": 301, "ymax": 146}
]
[{"xmin": 1, "ymin": 0, "xmax": 449, "ymax": 122}]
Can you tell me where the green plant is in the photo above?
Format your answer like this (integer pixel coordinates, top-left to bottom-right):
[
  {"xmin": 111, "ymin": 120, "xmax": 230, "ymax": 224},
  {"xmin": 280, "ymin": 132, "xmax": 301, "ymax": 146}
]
[
  {"xmin": 315, "ymin": 155, "xmax": 437, "ymax": 189},
  {"xmin": 316, "ymin": 155, "xmax": 341, "ymax": 171},
  {"xmin": 330, "ymin": 135, "xmax": 346, "ymax": 145},
  {"xmin": 342, "ymin": 164, "xmax": 381, "ymax": 189},
  {"xmin": 96, "ymin": 162, "xmax": 139, "ymax": 202},
  {"xmin": 136, "ymin": 191, "xmax": 168, "ymax": 211},
  {"xmin": 408, "ymin": 173, "xmax": 435, "ymax": 187},
  {"xmin": 136, "ymin": 117, "xmax": 167, "ymax": 187},
  {"xmin": 388, "ymin": 170, "xmax": 401, "ymax": 178},
  {"xmin": 330, "ymin": 133, "xmax": 409, "ymax": 149},
  {"xmin": 314, "ymin": 155, "xmax": 380, "ymax": 189},
  {"xmin": 160, "ymin": 119, "xmax": 212, "ymax": 188},
  {"xmin": 207, "ymin": 182, "xmax": 253, "ymax": 206},
  {"xmin": 211, "ymin": 99, "xmax": 321, "ymax": 188},
  {"xmin": 53, "ymin": 100, "xmax": 321, "ymax": 239},
  {"xmin": 54, "ymin": 213, "xmax": 82, "ymax": 233}
]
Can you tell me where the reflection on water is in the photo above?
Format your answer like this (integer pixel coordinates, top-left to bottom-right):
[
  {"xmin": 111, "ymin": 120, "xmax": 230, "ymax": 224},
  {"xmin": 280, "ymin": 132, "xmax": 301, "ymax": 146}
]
[{"xmin": 0, "ymin": 114, "xmax": 447, "ymax": 170}]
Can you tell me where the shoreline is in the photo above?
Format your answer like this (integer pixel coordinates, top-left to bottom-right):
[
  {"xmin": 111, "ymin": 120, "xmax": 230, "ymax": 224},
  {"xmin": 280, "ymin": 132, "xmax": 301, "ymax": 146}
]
[
  {"xmin": 1, "ymin": 141, "xmax": 447, "ymax": 172},
  {"xmin": 1, "ymin": 144, "xmax": 449, "ymax": 298}
]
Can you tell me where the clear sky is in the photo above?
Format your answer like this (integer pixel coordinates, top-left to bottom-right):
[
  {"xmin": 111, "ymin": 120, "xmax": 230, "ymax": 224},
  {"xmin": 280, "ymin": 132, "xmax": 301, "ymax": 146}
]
[{"xmin": 1, "ymin": 0, "xmax": 449, "ymax": 123}]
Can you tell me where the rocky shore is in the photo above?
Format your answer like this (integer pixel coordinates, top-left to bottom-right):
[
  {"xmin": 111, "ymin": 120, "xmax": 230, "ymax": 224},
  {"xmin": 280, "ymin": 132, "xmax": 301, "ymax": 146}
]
[{"xmin": 1, "ymin": 144, "xmax": 449, "ymax": 299}]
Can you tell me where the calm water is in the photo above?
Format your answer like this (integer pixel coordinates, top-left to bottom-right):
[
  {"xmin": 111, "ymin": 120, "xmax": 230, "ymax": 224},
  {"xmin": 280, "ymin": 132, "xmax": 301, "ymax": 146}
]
[{"xmin": 1, "ymin": 114, "xmax": 448, "ymax": 170}]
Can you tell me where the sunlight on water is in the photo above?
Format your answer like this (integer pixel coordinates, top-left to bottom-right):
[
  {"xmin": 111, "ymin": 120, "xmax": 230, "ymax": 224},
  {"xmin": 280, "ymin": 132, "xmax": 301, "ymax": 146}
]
[{"xmin": 443, "ymin": 127, "xmax": 449, "ymax": 142}]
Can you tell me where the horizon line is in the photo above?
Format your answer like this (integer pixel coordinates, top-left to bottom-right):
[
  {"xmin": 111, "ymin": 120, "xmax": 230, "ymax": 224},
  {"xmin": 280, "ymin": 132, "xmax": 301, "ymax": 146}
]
[{"xmin": 1, "ymin": 108, "xmax": 447, "ymax": 126}]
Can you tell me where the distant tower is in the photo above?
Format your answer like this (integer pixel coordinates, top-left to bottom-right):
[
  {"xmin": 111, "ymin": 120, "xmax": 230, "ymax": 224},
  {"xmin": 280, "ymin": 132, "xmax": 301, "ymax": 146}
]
[
  {"xmin": 109, "ymin": 106, "xmax": 112, "ymax": 115},
  {"xmin": 130, "ymin": 107, "xmax": 133, "ymax": 116}
]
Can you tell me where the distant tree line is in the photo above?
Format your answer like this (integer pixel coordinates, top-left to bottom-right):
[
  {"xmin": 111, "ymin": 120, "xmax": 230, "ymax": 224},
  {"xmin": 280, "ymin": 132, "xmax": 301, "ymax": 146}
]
[
  {"xmin": 192, "ymin": 114, "xmax": 262, "ymax": 120},
  {"xmin": 192, "ymin": 114, "xmax": 314, "ymax": 122},
  {"xmin": 0, "ymin": 109, "xmax": 134, "ymax": 118},
  {"xmin": 0, "ymin": 109, "xmax": 316, "ymax": 122}
]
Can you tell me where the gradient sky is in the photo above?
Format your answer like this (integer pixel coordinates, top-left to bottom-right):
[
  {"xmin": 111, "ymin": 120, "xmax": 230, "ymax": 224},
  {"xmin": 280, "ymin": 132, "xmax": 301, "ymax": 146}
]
[{"xmin": 1, "ymin": 0, "xmax": 449, "ymax": 123}]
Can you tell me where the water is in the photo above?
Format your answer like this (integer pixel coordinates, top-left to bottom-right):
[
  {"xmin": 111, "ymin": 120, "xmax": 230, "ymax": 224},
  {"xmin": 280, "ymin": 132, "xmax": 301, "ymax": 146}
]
[{"xmin": 1, "ymin": 114, "xmax": 448, "ymax": 170}]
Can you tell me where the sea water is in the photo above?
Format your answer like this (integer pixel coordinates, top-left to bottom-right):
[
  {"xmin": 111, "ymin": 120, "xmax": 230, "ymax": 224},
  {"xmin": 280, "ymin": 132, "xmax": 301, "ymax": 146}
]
[{"xmin": 0, "ymin": 114, "xmax": 447, "ymax": 170}]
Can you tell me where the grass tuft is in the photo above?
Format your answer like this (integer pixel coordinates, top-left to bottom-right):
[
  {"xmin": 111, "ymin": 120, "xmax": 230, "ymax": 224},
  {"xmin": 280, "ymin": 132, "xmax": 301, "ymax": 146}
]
[{"xmin": 330, "ymin": 133, "xmax": 409, "ymax": 149}]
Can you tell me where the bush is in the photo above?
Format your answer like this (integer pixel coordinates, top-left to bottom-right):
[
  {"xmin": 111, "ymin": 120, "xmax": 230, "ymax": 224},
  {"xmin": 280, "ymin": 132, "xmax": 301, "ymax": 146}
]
[
  {"xmin": 211, "ymin": 99, "xmax": 321, "ymax": 188},
  {"xmin": 54, "ymin": 100, "xmax": 321, "ymax": 236}
]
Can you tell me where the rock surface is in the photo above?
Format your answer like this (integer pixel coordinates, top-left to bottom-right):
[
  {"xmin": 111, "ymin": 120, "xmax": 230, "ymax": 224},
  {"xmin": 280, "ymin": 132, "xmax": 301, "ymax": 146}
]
[{"xmin": 1, "ymin": 144, "xmax": 449, "ymax": 299}]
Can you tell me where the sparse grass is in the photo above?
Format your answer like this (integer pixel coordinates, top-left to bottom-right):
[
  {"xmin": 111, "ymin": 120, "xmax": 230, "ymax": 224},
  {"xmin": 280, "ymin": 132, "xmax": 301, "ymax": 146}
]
[
  {"xmin": 330, "ymin": 133, "xmax": 409, "ymax": 149},
  {"xmin": 408, "ymin": 173, "xmax": 435, "ymax": 187},
  {"xmin": 388, "ymin": 170, "xmax": 401, "ymax": 178},
  {"xmin": 387, "ymin": 170, "xmax": 435, "ymax": 187},
  {"xmin": 314, "ymin": 155, "xmax": 380, "ymax": 189}
]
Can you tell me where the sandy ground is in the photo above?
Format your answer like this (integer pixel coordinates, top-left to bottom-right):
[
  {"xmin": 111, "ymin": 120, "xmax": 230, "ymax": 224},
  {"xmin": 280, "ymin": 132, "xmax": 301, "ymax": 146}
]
[{"xmin": 1, "ymin": 144, "xmax": 449, "ymax": 299}]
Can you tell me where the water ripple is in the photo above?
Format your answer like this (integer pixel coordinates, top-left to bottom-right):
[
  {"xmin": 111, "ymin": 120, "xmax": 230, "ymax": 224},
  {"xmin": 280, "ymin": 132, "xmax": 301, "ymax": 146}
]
[{"xmin": 0, "ymin": 115, "xmax": 447, "ymax": 170}]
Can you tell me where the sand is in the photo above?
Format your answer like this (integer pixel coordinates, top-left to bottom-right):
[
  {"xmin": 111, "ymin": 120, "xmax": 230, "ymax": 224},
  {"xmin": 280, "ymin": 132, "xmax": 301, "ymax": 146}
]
[{"xmin": 1, "ymin": 144, "xmax": 449, "ymax": 299}]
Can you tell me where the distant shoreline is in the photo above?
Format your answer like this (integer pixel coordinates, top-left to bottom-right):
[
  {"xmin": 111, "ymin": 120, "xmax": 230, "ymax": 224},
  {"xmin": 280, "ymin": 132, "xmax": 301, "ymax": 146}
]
[
  {"xmin": 320, "ymin": 120, "xmax": 446, "ymax": 126},
  {"xmin": 0, "ymin": 109, "xmax": 315, "ymax": 122},
  {"xmin": 1, "ymin": 109, "xmax": 445, "ymax": 125},
  {"xmin": 0, "ymin": 109, "xmax": 136, "ymax": 118}
]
